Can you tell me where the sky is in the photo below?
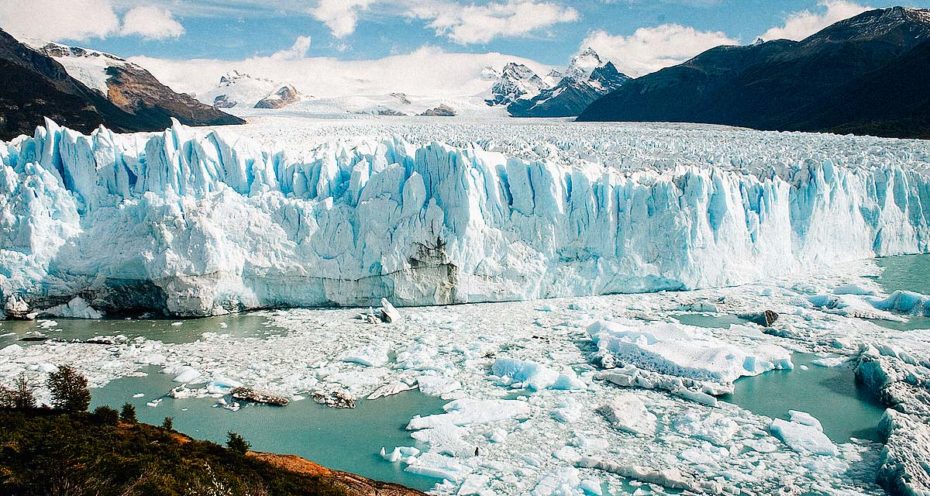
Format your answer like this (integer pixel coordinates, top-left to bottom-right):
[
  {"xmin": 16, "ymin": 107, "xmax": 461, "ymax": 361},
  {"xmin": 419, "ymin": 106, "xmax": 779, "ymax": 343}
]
[{"xmin": 2, "ymin": 0, "xmax": 929, "ymax": 96}]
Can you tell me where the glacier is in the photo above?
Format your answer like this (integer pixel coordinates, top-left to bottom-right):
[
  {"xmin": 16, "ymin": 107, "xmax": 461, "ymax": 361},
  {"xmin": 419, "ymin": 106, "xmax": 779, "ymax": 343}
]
[{"xmin": 1, "ymin": 118, "xmax": 930, "ymax": 317}]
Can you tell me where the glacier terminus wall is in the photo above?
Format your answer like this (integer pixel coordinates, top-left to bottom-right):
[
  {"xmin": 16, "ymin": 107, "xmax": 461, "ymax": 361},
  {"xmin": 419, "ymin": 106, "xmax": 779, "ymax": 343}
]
[{"xmin": 1, "ymin": 118, "xmax": 929, "ymax": 317}]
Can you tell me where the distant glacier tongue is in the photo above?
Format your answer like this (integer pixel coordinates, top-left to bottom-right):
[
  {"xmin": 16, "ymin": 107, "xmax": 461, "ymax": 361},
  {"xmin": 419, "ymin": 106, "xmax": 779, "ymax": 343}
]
[{"xmin": 1, "ymin": 119, "xmax": 928, "ymax": 317}]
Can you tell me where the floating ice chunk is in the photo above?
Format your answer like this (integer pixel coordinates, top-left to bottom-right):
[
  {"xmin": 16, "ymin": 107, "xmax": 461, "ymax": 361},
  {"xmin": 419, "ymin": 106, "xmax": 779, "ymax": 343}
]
[
  {"xmin": 0, "ymin": 344, "xmax": 23, "ymax": 356},
  {"xmin": 368, "ymin": 381, "xmax": 415, "ymax": 399},
  {"xmin": 405, "ymin": 452, "xmax": 470, "ymax": 482},
  {"xmin": 769, "ymin": 411, "xmax": 837, "ymax": 456},
  {"xmin": 39, "ymin": 297, "xmax": 103, "ymax": 319},
  {"xmin": 596, "ymin": 394, "xmax": 657, "ymax": 436},
  {"xmin": 492, "ymin": 358, "xmax": 584, "ymax": 391},
  {"xmin": 170, "ymin": 366, "xmax": 202, "ymax": 384},
  {"xmin": 787, "ymin": 410, "xmax": 823, "ymax": 431},
  {"xmin": 588, "ymin": 320, "xmax": 792, "ymax": 384},
  {"xmin": 810, "ymin": 355, "xmax": 849, "ymax": 367},
  {"xmin": 552, "ymin": 399, "xmax": 583, "ymax": 423},
  {"xmin": 832, "ymin": 284, "xmax": 874, "ymax": 296},
  {"xmin": 380, "ymin": 446, "xmax": 420, "ymax": 463},
  {"xmin": 488, "ymin": 428, "xmax": 508, "ymax": 443},
  {"xmin": 868, "ymin": 291, "xmax": 930, "ymax": 316},
  {"xmin": 380, "ymin": 298, "xmax": 401, "ymax": 323},
  {"xmin": 341, "ymin": 342, "xmax": 391, "ymax": 367},
  {"xmin": 408, "ymin": 399, "xmax": 531, "ymax": 430},
  {"xmin": 679, "ymin": 442, "xmax": 729, "ymax": 465},
  {"xmin": 579, "ymin": 479, "xmax": 602, "ymax": 496},
  {"xmin": 417, "ymin": 375, "xmax": 461, "ymax": 396},
  {"xmin": 531, "ymin": 467, "xmax": 583, "ymax": 495},
  {"xmin": 673, "ymin": 410, "xmax": 739, "ymax": 446},
  {"xmin": 410, "ymin": 422, "xmax": 470, "ymax": 456},
  {"xmin": 457, "ymin": 474, "xmax": 491, "ymax": 496}
]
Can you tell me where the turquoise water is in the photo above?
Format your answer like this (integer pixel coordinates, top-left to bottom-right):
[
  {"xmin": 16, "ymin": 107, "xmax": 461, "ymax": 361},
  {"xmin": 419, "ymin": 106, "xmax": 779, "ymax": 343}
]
[
  {"xmin": 90, "ymin": 369, "xmax": 447, "ymax": 492},
  {"xmin": 722, "ymin": 353, "xmax": 885, "ymax": 443},
  {"xmin": 0, "ymin": 313, "xmax": 285, "ymax": 348},
  {"xmin": 672, "ymin": 312, "xmax": 886, "ymax": 443},
  {"xmin": 876, "ymin": 254, "xmax": 930, "ymax": 295},
  {"xmin": 870, "ymin": 254, "xmax": 930, "ymax": 330},
  {"xmin": 673, "ymin": 313, "xmax": 751, "ymax": 328}
]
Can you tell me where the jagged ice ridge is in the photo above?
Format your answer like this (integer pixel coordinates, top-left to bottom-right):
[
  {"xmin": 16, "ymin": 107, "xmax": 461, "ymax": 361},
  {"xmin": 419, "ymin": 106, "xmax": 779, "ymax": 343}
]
[{"xmin": 1, "ymin": 119, "xmax": 930, "ymax": 317}]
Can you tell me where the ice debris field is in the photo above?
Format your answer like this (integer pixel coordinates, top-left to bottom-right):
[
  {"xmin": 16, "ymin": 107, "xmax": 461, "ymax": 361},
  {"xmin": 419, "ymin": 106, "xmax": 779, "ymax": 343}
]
[{"xmin": 1, "ymin": 117, "xmax": 930, "ymax": 495}]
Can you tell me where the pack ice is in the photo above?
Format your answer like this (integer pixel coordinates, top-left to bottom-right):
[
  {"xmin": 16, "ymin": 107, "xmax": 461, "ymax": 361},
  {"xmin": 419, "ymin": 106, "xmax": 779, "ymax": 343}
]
[{"xmin": 1, "ymin": 118, "xmax": 930, "ymax": 317}]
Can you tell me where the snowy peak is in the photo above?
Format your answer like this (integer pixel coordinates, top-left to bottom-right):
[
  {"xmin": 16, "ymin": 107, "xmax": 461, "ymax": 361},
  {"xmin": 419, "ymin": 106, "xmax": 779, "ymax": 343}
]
[
  {"xmin": 38, "ymin": 42, "xmax": 128, "ymax": 96},
  {"xmin": 202, "ymin": 71, "xmax": 300, "ymax": 109},
  {"xmin": 564, "ymin": 47, "xmax": 604, "ymax": 81},
  {"xmin": 255, "ymin": 84, "xmax": 302, "ymax": 109},
  {"xmin": 506, "ymin": 49, "xmax": 629, "ymax": 118},
  {"xmin": 485, "ymin": 62, "xmax": 547, "ymax": 106}
]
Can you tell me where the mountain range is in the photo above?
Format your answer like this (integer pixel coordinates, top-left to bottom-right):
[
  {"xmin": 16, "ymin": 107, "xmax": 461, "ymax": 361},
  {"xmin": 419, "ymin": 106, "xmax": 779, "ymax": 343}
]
[
  {"xmin": 486, "ymin": 48, "xmax": 630, "ymax": 118},
  {"xmin": 0, "ymin": 28, "xmax": 242, "ymax": 141},
  {"xmin": 578, "ymin": 7, "xmax": 930, "ymax": 139}
]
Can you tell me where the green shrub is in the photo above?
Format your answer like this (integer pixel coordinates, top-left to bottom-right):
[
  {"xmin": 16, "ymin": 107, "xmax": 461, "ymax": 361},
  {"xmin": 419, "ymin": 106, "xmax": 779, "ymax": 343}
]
[
  {"xmin": 12, "ymin": 374, "xmax": 36, "ymax": 409},
  {"xmin": 161, "ymin": 416, "xmax": 174, "ymax": 430},
  {"xmin": 92, "ymin": 406, "xmax": 120, "ymax": 425},
  {"xmin": 120, "ymin": 403, "xmax": 137, "ymax": 422},
  {"xmin": 46, "ymin": 365, "xmax": 91, "ymax": 413},
  {"xmin": 226, "ymin": 431, "xmax": 250, "ymax": 455}
]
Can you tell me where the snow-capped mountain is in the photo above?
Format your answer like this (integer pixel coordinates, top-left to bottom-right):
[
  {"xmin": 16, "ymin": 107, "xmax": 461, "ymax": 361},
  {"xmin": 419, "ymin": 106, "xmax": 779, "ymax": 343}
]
[
  {"xmin": 255, "ymin": 84, "xmax": 302, "ymax": 109},
  {"xmin": 563, "ymin": 47, "xmax": 603, "ymax": 81},
  {"xmin": 506, "ymin": 48, "xmax": 630, "ymax": 118},
  {"xmin": 484, "ymin": 62, "xmax": 548, "ymax": 106},
  {"xmin": 201, "ymin": 71, "xmax": 304, "ymax": 110},
  {"xmin": 0, "ymin": 29, "xmax": 242, "ymax": 140}
]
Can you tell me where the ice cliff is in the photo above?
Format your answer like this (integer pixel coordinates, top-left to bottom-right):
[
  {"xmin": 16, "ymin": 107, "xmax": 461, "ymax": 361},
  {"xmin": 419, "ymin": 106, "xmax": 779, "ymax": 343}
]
[{"xmin": 1, "ymin": 119, "xmax": 930, "ymax": 317}]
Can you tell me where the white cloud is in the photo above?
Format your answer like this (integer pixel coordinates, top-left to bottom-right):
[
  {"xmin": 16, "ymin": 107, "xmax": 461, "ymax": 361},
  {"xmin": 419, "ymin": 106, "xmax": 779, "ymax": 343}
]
[
  {"xmin": 581, "ymin": 24, "xmax": 737, "ymax": 77},
  {"xmin": 130, "ymin": 46, "xmax": 551, "ymax": 100},
  {"xmin": 0, "ymin": 0, "xmax": 120, "ymax": 41},
  {"xmin": 271, "ymin": 35, "xmax": 312, "ymax": 60},
  {"xmin": 310, "ymin": 0, "xmax": 377, "ymax": 38},
  {"xmin": 760, "ymin": 0, "xmax": 870, "ymax": 41},
  {"xmin": 120, "ymin": 5, "xmax": 185, "ymax": 40},
  {"xmin": 408, "ymin": 0, "xmax": 579, "ymax": 45}
]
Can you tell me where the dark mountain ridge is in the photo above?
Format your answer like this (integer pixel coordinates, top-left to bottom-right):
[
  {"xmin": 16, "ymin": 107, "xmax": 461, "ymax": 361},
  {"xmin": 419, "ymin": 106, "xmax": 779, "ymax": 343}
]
[
  {"xmin": 578, "ymin": 7, "xmax": 930, "ymax": 139},
  {"xmin": 0, "ymin": 28, "xmax": 243, "ymax": 141}
]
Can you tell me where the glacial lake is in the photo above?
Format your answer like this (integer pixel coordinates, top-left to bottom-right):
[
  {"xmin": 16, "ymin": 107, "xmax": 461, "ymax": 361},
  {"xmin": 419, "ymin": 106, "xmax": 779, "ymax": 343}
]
[
  {"xmin": 90, "ymin": 368, "xmax": 448, "ymax": 492},
  {"xmin": 674, "ymin": 312, "xmax": 886, "ymax": 442},
  {"xmin": 869, "ymin": 254, "xmax": 930, "ymax": 330}
]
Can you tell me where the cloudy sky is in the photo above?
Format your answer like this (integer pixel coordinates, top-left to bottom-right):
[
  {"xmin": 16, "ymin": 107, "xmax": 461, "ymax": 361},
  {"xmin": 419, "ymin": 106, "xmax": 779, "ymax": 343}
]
[{"xmin": 1, "ymin": 0, "xmax": 928, "ymax": 94}]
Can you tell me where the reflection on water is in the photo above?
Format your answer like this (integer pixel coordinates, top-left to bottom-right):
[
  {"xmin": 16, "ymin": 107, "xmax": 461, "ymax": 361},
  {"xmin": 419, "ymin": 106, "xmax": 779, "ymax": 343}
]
[
  {"xmin": 0, "ymin": 313, "xmax": 286, "ymax": 348},
  {"xmin": 91, "ymin": 369, "xmax": 447, "ymax": 492}
]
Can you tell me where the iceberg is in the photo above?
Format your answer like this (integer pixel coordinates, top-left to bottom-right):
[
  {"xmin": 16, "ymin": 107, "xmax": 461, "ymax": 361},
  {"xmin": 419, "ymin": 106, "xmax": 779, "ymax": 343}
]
[{"xmin": 2, "ymin": 119, "xmax": 930, "ymax": 317}]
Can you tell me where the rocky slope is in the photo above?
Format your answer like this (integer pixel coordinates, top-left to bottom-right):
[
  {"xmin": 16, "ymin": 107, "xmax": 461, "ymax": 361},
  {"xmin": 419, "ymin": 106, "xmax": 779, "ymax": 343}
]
[
  {"xmin": 0, "ymin": 408, "xmax": 424, "ymax": 496},
  {"xmin": 578, "ymin": 7, "xmax": 930, "ymax": 139},
  {"xmin": 0, "ymin": 29, "xmax": 242, "ymax": 141}
]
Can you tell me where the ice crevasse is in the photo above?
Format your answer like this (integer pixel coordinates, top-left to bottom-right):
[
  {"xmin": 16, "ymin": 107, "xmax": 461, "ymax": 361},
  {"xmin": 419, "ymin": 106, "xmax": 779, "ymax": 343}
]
[{"xmin": 1, "ymin": 119, "xmax": 929, "ymax": 317}]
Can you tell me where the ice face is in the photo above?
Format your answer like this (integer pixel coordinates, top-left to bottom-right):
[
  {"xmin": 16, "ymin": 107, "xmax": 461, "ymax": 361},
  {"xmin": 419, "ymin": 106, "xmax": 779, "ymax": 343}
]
[{"xmin": 1, "ymin": 118, "xmax": 930, "ymax": 317}]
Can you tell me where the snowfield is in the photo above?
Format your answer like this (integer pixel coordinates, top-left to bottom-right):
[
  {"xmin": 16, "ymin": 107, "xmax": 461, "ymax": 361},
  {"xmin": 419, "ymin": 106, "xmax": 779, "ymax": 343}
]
[{"xmin": 1, "ymin": 116, "xmax": 929, "ymax": 317}]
